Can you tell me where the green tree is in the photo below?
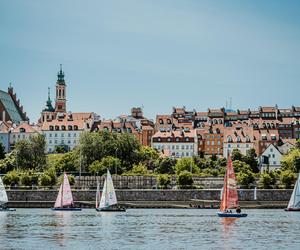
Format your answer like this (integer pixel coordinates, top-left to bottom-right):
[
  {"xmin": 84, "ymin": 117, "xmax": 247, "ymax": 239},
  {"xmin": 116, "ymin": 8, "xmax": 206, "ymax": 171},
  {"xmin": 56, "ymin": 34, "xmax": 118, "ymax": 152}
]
[
  {"xmin": 233, "ymin": 160, "xmax": 252, "ymax": 173},
  {"xmin": 128, "ymin": 163, "xmax": 148, "ymax": 176},
  {"xmin": 20, "ymin": 171, "xmax": 32, "ymax": 186},
  {"xmin": 38, "ymin": 173, "xmax": 52, "ymax": 187},
  {"xmin": 137, "ymin": 146, "xmax": 160, "ymax": 171},
  {"xmin": 281, "ymin": 149, "xmax": 300, "ymax": 173},
  {"xmin": 175, "ymin": 157, "xmax": 199, "ymax": 174},
  {"xmin": 157, "ymin": 174, "xmax": 171, "ymax": 189},
  {"xmin": 296, "ymin": 139, "xmax": 300, "ymax": 150},
  {"xmin": 3, "ymin": 170, "xmax": 20, "ymax": 186},
  {"xmin": 0, "ymin": 152, "xmax": 16, "ymax": 173},
  {"xmin": 231, "ymin": 149, "xmax": 243, "ymax": 161},
  {"xmin": 14, "ymin": 140, "xmax": 32, "ymax": 169},
  {"xmin": 155, "ymin": 157, "xmax": 176, "ymax": 174},
  {"xmin": 30, "ymin": 134, "xmax": 46, "ymax": 170},
  {"xmin": 244, "ymin": 148, "xmax": 259, "ymax": 173},
  {"xmin": 236, "ymin": 171, "xmax": 255, "ymax": 188},
  {"xmin": 280, "ymin": 170, "xmax": 296, "ymax": 189},
  {"xmin": 54, "ymin": 151, "xmax": 78, "ymax": 173},
  {"xmin": 89, "ymin": 156, "xmax": 122, "ymax": 175},
  {"xmin": 177, "ymin": 171, "xmax": 193, "ymax": 189},
  {"xmin": 55, "ymin": 145, "xmax": 69, "ymax": 154},
  {"xmin": 0, "ymin": 142, "xmax": 5, "ymax": 160},
  {"xmin": 259, "ymin": 173, "xmax": 274, "ymax": 189}
]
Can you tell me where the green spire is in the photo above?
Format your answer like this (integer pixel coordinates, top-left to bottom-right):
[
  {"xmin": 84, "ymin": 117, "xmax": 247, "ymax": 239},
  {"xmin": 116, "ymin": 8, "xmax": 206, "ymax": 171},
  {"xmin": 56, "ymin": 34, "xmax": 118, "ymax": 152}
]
[
  {"xmin": 57, "ymin": 64, "xmax": 65, "ymax": 85},
  {"xmin": 43, "ymin": 87, "xmax": 55, "ymax": 112}
]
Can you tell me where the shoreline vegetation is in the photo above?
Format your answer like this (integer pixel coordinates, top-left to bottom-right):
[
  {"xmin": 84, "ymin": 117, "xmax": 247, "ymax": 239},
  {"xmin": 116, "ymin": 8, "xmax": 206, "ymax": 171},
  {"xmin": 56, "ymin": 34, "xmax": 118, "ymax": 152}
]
[{"xmin": 0, "ymin": 131, "xmax": 300, "ymax": 191}]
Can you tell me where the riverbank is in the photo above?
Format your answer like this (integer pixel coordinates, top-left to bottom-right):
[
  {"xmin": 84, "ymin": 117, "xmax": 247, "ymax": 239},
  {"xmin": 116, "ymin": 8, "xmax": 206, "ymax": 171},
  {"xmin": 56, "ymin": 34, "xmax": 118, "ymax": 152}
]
[{"xmin": 6, "ymin": 189, "xmax": 292, "ymax": 208}]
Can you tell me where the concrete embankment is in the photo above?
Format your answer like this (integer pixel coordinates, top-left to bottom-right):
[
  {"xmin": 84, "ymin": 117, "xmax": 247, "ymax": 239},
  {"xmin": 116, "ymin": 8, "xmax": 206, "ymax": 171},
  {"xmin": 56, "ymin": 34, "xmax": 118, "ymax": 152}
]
[{"xmin": 7, "ymin": 189, "xmax": 292, "ymax": 209}]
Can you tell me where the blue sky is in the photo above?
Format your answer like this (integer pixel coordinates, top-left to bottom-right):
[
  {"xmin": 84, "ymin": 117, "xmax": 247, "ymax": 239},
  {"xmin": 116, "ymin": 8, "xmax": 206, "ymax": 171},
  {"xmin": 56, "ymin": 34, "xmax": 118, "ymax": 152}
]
[{"xmin": 0, "ymin": 0, "xmax": 299, "ymax": 122}]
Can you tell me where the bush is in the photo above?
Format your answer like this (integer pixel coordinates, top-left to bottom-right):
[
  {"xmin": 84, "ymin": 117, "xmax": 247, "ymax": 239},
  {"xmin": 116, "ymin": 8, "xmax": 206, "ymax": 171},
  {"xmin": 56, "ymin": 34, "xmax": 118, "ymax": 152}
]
[
  {"xmin": 259, "ymin": 173, "xmax": 273, "ymax": 189},
  {"xmin": 280, "ymin": 170, "xmax": 296, "ymax": 189},
  {"xmin": 177, "ymin": 170, "xmax": 193, "ymax": 189},
  {"xmin": 89, "ymin": 156, "xmax": 123, "ymax": 175},
  {"xmin": 38, "ymin": 173, "xmax": 52, "ymax": 187},
  {"xmin": 155, "ymin": 157, "xmax": 176, "ymax": 174},
  {"xmin": 126, "ymin": 163, "xmax": 148, "ymax": 176},
  {"xmin": 20, "ymin": 171, "xmax": 32, "ymax": 186},
  {"xmin": 3, "ymin": 170, "xmax": 20, "ymax": 186},
  {"xmin": 236, "ymin": 171, "xmax": 255, "ymax": 189},
  {"xmin": 175, "ymin": 158, "xmax": 199, "ymax": 175},
  {"xmin": 157, "ymin": 174, "xmax": 171, "ymax": 189}
]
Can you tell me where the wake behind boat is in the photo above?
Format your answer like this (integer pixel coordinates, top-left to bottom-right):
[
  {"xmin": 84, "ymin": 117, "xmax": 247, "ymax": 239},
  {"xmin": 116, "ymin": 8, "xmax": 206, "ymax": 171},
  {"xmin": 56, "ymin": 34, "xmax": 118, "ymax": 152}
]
[
  {"xmin": 51, "ymin": 172, "xmax": 82, "ymax": 211},
  {"xmin": 0, "ymin": 176, "xmax": 16, "ymax": 212},
  {"xmin": 285, "ymin": 171, "xmax": 300, "ymax": 212},
  {"xmin": 217, "ymin": 155, "xmax": 247, "ymax": 218},
  {"xmin": 96, "ymin": 169, "xmax": 126, "ymax": 212}
]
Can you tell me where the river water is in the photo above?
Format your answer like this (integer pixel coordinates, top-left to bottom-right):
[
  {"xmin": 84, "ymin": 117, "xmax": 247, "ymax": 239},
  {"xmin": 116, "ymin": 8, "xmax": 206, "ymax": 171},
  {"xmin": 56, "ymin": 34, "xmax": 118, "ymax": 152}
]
[{"xmin": 0, "ymin": 209, "xmax": 299, "ymax": 250}]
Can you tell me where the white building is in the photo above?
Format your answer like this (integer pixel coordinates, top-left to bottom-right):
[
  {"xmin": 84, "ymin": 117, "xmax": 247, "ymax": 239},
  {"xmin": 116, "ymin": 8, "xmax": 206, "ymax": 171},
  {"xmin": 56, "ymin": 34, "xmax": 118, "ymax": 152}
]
[
  {"xmin": 152, "ymin": 129, "xmax": 198, "ymax": 158},
  {"xmin": 223, "ymin": 125, "xmax": 254, "ymax": 157},
  {"xmin": 41, "ymin": 112, "xmax": 94, "ymax": 153},
  {"xmin": 0, "ymin": 121, "xmax": 12, "ymax": 152},
  {"xmin": 260, "ymin": 144, "xmax": 282, "ymax": 172},
  {"xmin": 10, "ymin": 122, "xmax": 40, "ymax": 146}
]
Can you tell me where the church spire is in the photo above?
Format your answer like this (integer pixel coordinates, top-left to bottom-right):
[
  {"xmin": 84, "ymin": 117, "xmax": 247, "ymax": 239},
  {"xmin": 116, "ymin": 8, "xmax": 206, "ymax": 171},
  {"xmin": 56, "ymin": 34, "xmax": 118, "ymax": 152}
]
[
  {"xmin": 57, "ymin": 64, "xmax": 65, "ymax": 85},
  {"xmin": 43, "ymin": 87, "xmax": 55, "ymax": 112}
]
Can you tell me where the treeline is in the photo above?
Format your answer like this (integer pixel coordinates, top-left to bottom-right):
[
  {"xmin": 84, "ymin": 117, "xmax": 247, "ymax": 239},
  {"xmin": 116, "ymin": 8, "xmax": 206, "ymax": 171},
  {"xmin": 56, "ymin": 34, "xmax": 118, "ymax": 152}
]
[{"xmin": 0, "ymin": 131, "xmax": 300, "ymax": 189}]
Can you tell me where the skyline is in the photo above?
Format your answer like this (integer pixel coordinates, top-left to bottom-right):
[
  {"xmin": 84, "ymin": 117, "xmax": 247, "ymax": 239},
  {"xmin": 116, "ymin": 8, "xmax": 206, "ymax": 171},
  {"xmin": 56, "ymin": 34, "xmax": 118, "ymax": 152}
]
[{"xmin": 1, "ymin": 0, "xmax": 300, "ymax": 122}]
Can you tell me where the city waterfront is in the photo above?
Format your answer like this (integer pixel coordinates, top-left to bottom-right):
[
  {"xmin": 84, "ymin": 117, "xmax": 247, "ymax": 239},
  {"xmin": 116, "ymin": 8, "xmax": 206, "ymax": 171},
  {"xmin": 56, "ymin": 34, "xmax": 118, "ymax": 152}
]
[{"xmin": 0, "ymin": 209, "xmax": 299, "ymax": 249}]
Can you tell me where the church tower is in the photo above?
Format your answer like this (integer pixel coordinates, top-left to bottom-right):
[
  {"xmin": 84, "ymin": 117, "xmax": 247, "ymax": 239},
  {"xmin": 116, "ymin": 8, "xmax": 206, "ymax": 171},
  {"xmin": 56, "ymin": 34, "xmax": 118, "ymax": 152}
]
[
  {"xmin": 55, "ymin": 64, "xmax": 67, "ymax": 113},
  {"xmin": 41, "ymin": 87, "xmax": 55, "ymax": 122}
]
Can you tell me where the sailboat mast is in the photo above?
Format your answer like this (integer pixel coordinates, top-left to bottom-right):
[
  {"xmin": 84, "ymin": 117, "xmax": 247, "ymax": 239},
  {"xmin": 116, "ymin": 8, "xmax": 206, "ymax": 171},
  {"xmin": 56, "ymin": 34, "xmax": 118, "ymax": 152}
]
[
  {"xmin": 105, "ymin": 169, "xmax": 108, "ymax": 206},
  {"xmin": 61, "ymin": 173, "xmax": 64, "ymax": 208}
]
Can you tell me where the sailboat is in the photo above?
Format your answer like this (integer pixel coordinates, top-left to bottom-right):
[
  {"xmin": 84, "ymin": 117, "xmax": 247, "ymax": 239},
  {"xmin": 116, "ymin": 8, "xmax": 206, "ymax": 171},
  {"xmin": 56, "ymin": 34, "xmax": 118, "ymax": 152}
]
[
  {"xmin": 285, "ymin": 172, "xmax": 300, "ymax": 211},
  {"xmin": 0, "ymin": 176, "xmax": 16, "ymax": 212},
  {"xmin": 51, "ymin": 172, "xmax": 81, "ymax": 211},
  {"xmin": 96, "ymin": 169, "xmax": 126, "ymax": 212},
  {"xmin": 217, "ymin": 156, "xmax": 247, "ymax": 218}
]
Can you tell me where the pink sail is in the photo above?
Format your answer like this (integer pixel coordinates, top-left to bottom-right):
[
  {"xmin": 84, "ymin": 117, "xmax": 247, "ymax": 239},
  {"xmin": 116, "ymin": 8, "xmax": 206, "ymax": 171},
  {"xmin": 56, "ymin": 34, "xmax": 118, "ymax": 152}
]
[
  {"xmin": 220, "ymin": 156, "xmax": 239, "ymax": 211},
  {"xmin": 54, "ymin": 173, "xmax": 74, "ymax": 208}
]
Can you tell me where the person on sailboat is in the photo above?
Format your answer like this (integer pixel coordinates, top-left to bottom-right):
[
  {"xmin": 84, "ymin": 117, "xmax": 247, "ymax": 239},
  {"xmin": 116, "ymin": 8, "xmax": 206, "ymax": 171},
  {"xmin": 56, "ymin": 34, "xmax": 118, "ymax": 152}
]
[{"xmin": 236, "ymin": 207, "xmax": 241, "ymax": 214}]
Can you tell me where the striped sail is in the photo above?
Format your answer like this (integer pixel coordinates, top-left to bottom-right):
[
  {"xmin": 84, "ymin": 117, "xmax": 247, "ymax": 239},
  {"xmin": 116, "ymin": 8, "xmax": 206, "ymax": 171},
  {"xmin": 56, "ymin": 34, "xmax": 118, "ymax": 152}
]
[
  {"xmin": 287, "ymin": 172, "xmax": 300, "ymax": 209},
  {"xmin": 99, "ymin": 169, "xmax": 117, "ymax": 209},
  {"xmin": 0, "ymin": 177, "xmax": 8, "ymax": 205},
  {"xmin": 54, "ymin": 173, "xmax": 74, "ymax": 208},
  {"xmin": 220, "ymin": 156, "xmax": 239, "ymax": 211}
]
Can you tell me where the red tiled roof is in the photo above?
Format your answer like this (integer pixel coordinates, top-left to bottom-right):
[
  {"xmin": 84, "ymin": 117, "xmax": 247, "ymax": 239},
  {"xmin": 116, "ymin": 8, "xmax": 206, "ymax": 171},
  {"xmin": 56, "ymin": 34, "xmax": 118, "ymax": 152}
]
[{"xmin": 11, "ymin": 122, "xmax": 39, "ymax": 133}]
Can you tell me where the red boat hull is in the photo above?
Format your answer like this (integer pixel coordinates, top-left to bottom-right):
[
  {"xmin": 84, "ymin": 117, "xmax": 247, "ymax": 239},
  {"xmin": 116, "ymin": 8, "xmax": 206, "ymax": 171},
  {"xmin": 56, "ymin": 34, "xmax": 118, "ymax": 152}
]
[{"xmin": 284, "ymin": 208, "xmax": 300, "ymax": 212}]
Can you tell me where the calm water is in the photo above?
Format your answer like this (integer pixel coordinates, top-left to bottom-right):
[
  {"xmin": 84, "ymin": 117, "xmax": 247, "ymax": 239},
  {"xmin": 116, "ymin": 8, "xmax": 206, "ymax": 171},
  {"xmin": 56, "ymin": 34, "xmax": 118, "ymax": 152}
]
[{"xmin": 0, "ymin": 209, "xmax": 299, "ymax": 250}]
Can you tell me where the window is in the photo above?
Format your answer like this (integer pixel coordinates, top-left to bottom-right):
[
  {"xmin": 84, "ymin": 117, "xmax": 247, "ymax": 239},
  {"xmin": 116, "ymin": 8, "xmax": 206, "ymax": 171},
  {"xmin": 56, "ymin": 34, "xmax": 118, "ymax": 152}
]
[
  {"xmin": 68, "ymin": 125, "xmax": 73, "ymax": 130},
  {"xmin": 167, "ymin": 119, "xmax": 171, "ymax": 124},
  {"xmin": 228, "ymin": 144, "xmax": 231, "ymax": 148},
  {"xmin": 246, "ymin": 144, "xmax": 249, "ymax": 148},
  {"xmin": 74, "ymin": 125, "xmax": 78, "ymax": 130},
  {"xmin": 186, "ymin": 152, "xmax": 189, "ymax": 156},
  {"xmin": 176, "ymin": 137, "xmax": 179, "ymax": 142},
  {"xmin": 50, "ymin": 126, "xmax": 54, "ymax": 131},
  {"xmin": 55, "ymin": 133, "xmax": 58, "ymax": 137},
  {"xmin": 272, "ymin": 154, "xmax": 275, "ymax": 158},
  {"xmin": 273, "ymin": 161, "xmax": 276, "ymax": 165},
  {"xmin": 237, "ymin": 144, "xmax": 240, "ymax": 148},
  {"xmin": 246, "ymin": 136, "xmax": 250, "ymax": 142},
  {"xmin": 237, "ymin": 136, "xmax": 241, "ymax": 142},
  {"xmin": 227, "ymin": 136, "xmax": 232, "ymax": 143},
  {"xmin": 157, "ymin": 137, "xmax": 161, "ymax": 142},
  {"xmin": 186, "ymin": 145, "xmax": 189, "ymax": 149},
  {"xmin": 167, "ymin": 137, "xmax": 171, "ymax": 142},
  {"xmin": 20, "ymin": 128, "xmax": 26, "ymax": 133},
  {"xmin": 159, "ymin": 119, "xmax": 163, "ymax": 124},
  {"xmin": 181, "ymin": 145, "xmax": 184, "ymax": 150},
  {"xmin": 185, "ymin": 137, "xmax": 190, "ymax": 142},
  {"xmin": 49, "ymin": 134, "xmax": 52, "ymax": 137},
  {"xmin": 176, "ymin": 145, "xmax": 179, "ymax": 150},
  {"xmin": 62, "ymin": 125, "xmax": 66, "ymax": 130},
  {"xmin": 68, "ymin": 133, "xmax": 71, "ymax": 137},
  {"xmin": 207, "ymin": 141, "xmax": 210, "ymax": 145},
  {"xmin": 55, "ymin": 126, "xmax": 59, "ymax": 131},
  {"xmin": 211, "ymin": 141, "xmax": 214, "ymax": 146},
  {"xmin": 172, "ymin": 145, "xmax": 175, "ymax": 150},
  {"xmin": 270, "ymin": 148, "xmax": 273, "ymax": 152}
]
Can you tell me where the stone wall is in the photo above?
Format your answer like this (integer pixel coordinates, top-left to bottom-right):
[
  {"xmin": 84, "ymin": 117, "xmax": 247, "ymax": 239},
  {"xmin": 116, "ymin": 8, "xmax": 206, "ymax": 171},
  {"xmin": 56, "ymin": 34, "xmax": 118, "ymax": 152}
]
[{"xmin": 7, "ymin": 189, "xmax": 293, "ymax": 202}]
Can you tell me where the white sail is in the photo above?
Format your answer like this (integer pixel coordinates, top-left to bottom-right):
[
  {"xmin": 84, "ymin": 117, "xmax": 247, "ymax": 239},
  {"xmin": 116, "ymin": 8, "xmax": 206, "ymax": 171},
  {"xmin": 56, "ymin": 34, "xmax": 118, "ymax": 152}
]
[
  {"xmin": 99, "ymin": 170, "xmax": 117, "ymax": 209},
  {"xmin": 287, "ymin": 172, "xmax": 300, "ymax": 209},
  {"xmin": 96, "ymin": 180, "xmax": 101, "ymax": 208},
  {"xmin": 0, "ymin": 177, "xmax": 8, "ymax": 205}
]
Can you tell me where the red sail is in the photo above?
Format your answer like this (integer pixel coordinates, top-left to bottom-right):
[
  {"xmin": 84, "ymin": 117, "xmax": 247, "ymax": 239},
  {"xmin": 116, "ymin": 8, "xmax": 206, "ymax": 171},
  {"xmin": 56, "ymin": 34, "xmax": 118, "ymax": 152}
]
[{"xmin": 220, "ymin": 156, "xmax": 239, "ymax": 211}]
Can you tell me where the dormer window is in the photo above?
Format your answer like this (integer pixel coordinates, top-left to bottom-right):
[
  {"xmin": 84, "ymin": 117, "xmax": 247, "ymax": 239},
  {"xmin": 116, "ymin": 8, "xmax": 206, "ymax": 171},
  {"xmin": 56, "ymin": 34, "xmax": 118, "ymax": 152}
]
[
  {"xmin": 261, "ymin": 134, "xmax": 267, "ymax": 140},
  {"xmin": 237, "ymin": 136, "xmax": 241, "ymax": 142},
  {"xmin": 159, "ymin": 119, "xmax": 163, "ymax": 124},
  {"xmin": 50, "ymin": 126, "xmax": 54, "ymax": 131},
  {"xmin": 176, "ymin": 137, "xmax": 180, "ymax": 142},
  {"xmin": 74, "ymin": 125, "xmax": 78, "ymax": 130},
  {"xmin": 62, "ymin": 125, "xmax": 66, "ymax": 131},
  {"xmin": 68, "ymin": 125, "xmax": 73, "ymax": 130},
  {"xmin": 246, "ymin": 136, "xmax": 250, "ymax": 142},
  {"xmin": 20, "ymin": 128, "xmax": 26, "ymax": 133},
  {"xmin": 167, "ymin": 119, "xmax": 171, "ymax": 124},
  {"xmin": 185, "ymin": 137, "xmax": 190, "ymax": 142},
  {"xmin": 157, "ymin": 137, "xmax": 161, "ymax": 142},
  {"xmin": 55, "ymin": 126, "xmax": 59, "ymax": 131},
  {"xmin": 271, "ymin": 134, "xmax": 276, "ymax": 140},
  {"xmin": 227, "ymin": 136, "xmax": 232, "ymax": 143},
  {"xmin": 167, "ymin": 137, "xmax": 171, "ymax": 142}
]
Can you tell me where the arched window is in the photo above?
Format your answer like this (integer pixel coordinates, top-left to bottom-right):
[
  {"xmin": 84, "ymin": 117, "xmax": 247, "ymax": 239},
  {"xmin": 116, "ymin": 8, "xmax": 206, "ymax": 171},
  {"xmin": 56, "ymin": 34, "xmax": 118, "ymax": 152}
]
[
  {"xmin": 59, "ymin": 89, "xmax": 61, "ymax": 97},
  {"xmin": 219, "ymin": 119, "xmax": 223, "ymax": 124},
  {"xmin": 227, "ymin": 136, "xmax": 232, "ymax": 142}
]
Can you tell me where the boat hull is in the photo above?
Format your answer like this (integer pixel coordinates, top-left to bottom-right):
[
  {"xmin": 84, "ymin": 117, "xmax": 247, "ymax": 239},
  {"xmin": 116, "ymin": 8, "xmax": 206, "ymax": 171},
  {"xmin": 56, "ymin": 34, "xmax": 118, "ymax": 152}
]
[
  {"xmin": 284, "ymin": 208, "xmax": 300, "ymax": 212},
  {"xmin": 0, "ymin": 208, "xmax": 16, "ymax": 212},
  {"xmin": 217, "ymin": 212, "xmax": 247, "ymax": 218},
  {"xmin": 96, "ymin": 207, "xmax": 126, "ymax": 212},
  {"xmin": 51, "ymin": 207, "xmax": 82, "ymax": 211}
]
